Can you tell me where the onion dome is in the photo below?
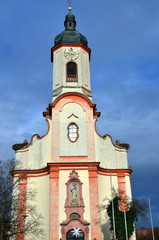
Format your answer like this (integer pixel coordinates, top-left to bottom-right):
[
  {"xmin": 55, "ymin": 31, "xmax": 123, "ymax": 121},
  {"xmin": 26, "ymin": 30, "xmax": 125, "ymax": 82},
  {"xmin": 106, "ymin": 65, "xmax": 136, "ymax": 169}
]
[{"xmin": 54, "ymin": 12, "xmax": 88, "ymax": 47}]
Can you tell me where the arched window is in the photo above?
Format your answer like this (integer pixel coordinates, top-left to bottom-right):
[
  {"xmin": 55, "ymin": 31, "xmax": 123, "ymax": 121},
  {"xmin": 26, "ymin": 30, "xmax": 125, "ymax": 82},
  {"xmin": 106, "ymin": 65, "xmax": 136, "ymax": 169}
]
[
  {"xmin": 67, "ymin": 123, "xmax": 79, "ymax": 142},
  {"xmin": 66, "ymin": 229, "xmax": 84, "ymax": 240},
  {"xmin": 67, "ymin": 62, "xmax": 78, "ymax": 82}
]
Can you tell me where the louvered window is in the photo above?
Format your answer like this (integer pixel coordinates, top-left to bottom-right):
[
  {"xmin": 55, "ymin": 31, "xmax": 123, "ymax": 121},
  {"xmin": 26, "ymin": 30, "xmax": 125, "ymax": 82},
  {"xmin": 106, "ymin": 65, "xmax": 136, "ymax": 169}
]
[{"xmin": 67, "ymin": 62, "xmax": 78, "ymax": 82}]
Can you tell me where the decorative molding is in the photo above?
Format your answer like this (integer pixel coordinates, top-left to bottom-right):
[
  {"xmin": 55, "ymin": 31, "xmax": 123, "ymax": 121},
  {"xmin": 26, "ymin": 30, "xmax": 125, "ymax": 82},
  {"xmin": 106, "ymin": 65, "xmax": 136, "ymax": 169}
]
[
  {"xmin": 68, "ymin": 113, "xmax": 78, "ymax": 119},
  {"xmin": 11, "ymin": 162, "xmax": 132, "ymax": 178},
  {"xmin": 60, "ymin": 170, "xmax": 90, "ymax": 240},
  {"xmin": 69, "ymin": 170, "xmax": 79, "ymax": 179}
]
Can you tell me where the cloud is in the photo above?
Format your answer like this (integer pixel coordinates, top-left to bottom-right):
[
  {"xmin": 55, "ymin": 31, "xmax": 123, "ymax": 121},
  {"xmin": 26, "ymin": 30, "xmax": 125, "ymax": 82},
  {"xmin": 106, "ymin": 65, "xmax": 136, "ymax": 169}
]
[{"xmin": 0, "ymin": 0, "xmax": 159, "ymax": 228}]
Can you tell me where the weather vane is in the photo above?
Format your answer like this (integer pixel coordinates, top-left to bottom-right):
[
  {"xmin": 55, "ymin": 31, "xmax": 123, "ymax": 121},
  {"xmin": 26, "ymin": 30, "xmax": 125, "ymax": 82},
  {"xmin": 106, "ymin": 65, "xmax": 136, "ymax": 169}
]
[{"xmin": 68, "ymin": 0, "xmax": 72, "ymax": 11}]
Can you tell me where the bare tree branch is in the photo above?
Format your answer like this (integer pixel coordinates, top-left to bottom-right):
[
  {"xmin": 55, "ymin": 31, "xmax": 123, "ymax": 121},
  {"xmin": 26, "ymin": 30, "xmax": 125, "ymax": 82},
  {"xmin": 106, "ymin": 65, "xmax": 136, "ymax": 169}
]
[{"xmin": 0, "ymin": 159, "xmax": 45, "ymax": 240}]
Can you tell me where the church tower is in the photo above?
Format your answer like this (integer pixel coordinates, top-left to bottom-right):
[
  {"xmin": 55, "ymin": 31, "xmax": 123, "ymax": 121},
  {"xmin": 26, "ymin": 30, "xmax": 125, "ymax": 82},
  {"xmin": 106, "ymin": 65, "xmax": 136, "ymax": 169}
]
[{"xmin": 12, "ymin": 6, "xmax": 135, "ymax": 240}]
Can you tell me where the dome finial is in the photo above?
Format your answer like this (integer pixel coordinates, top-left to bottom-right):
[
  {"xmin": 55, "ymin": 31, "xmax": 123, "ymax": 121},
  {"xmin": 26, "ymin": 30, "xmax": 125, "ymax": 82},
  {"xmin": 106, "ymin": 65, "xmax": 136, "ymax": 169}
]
[{"xmin": 68, "ymin": 0, "xmax": 72, "ymax": 12}]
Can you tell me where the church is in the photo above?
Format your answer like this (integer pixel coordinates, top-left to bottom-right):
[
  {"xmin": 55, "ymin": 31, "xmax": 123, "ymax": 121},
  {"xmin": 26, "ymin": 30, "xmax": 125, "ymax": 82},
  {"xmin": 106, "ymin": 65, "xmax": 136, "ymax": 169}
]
[{"xmin": 12, "ymin": 6, "xmax": 135, "ymax": 240}]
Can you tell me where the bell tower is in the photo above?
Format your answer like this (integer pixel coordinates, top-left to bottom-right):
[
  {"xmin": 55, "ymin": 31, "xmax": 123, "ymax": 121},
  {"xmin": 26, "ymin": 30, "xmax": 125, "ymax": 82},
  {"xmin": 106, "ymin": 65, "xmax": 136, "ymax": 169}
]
[
  {"xmin": 51, "ymin": 10, "xmax": 92, "ymax": 101},
  {"xmin": 12, "ymin": 5, "xmax": 135, "ymax": 240}
]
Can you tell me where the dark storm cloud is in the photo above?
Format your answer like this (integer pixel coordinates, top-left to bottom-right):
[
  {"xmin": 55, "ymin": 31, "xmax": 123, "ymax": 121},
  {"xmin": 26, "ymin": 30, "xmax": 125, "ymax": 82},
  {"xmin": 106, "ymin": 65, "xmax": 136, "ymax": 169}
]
[{"xmin": 0, "ymin": 0, "xmax": 159, "ymax": 227}]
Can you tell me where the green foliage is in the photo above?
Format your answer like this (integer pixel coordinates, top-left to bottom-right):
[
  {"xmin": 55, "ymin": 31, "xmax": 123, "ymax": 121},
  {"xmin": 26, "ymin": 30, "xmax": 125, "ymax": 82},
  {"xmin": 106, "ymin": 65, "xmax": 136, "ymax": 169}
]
[{"xmin": 107, "ymin": 194, "xmax": 137, "ymax": 240}]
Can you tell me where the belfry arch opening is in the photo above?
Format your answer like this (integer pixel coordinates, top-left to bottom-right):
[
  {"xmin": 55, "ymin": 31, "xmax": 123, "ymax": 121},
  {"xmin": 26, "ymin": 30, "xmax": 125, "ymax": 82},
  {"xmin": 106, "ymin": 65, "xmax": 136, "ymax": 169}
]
[{"xmin": 67, "ymin": 62, "xmax": 78, "ymax": 82}]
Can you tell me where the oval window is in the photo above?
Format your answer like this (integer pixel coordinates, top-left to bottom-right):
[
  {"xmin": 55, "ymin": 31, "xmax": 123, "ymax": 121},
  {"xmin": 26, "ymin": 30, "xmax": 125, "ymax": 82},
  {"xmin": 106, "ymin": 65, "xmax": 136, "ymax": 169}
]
[
  {"xmin": 68, "ymin": 123, "xmax": 79, "ymax": 142},
  {"xmin": 70, "ymin": 213, "xmax": 80, "ymax": 219}
]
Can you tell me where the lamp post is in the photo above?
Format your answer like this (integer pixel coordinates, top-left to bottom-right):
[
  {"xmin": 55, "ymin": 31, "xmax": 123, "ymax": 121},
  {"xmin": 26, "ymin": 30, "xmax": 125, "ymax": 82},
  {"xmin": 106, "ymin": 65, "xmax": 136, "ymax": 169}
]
[
  {"xmin": 110, "ymin": 172, "xmax": 116, "ymax": 239},
  {"xmin": 124, "ymin": 210, "xmax": 128, "ymax": 240},
  {"xmin": 148, "ymin": 198, "xmax": 155, "ymax": 240}
]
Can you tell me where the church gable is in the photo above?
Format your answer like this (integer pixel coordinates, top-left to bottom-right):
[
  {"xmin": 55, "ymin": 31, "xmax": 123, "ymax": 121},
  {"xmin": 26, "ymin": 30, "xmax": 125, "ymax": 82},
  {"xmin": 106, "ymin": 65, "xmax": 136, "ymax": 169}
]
[{"xmin": 59, "ymin": 102, "xmax": 87, "ymax": 156}]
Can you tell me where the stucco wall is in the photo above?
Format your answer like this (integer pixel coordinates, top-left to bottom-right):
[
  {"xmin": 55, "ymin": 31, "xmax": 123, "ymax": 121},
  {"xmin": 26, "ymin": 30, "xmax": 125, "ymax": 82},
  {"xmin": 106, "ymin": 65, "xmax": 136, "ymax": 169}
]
[
  {"xmin": 16, "ymin": 119, "xmax": 52, "ymax": 170},
  {"xmin": 53, "ymin": 46, "xmax": 91, "ymax": 102},
  {"xmin": 59, "ymin": 102, "xmax": 87, "ymax": 156},
  {"xmin": 25, "ymin": 175, "xmax": 50, "ymax": 240},
  {"xmin": 95, "ymin": 134, "xmax": 128, "ymax": 169}
]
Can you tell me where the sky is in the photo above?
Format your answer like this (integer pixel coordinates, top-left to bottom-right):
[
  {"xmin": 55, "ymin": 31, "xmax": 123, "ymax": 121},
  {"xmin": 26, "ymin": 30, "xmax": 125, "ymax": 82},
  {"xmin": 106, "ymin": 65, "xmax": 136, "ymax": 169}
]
[{"xmin": 0, "ymin": 0, "xmax": 159, "ymax": 229}]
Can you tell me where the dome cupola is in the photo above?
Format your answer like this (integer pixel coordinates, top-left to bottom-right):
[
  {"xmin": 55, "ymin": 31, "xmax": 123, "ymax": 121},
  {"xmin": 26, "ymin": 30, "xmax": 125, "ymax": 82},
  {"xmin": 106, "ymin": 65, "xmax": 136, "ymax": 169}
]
[
  {"xmin": 54, "ymin": 11, "xmax": 88, "ymax": 47},
  {"xmin": 64, "ymin": 12, "xmax": 76, "ymax": 30}
]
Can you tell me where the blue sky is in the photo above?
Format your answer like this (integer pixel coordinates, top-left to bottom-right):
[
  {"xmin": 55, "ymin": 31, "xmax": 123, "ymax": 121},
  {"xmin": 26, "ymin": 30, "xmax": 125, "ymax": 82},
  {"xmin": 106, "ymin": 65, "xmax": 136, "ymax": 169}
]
[{"xmin": 0, "ymin": 0, "xmax": 159, "ymax": 228}]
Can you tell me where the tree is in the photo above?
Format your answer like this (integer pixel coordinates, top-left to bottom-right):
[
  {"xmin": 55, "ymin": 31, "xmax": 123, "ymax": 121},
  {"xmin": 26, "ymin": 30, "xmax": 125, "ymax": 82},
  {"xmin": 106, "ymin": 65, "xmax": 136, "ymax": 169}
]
[
  {"xmin": 0, "ymin": 159, "xmax": 45, "ymax": 240},
  {"xmin": 132, "ymin": 198, "xmax": 148, "ymax": 222},
  {"xmin": 106, "ymin": 192, "xmax": 148, "ymax": 240}
]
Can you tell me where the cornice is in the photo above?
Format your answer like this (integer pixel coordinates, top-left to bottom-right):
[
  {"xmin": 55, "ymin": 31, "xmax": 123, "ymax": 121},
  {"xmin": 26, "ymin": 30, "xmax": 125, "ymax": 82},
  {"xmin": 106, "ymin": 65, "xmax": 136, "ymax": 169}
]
[
  {"xmin": 11, "ymin": 162, "xmax": 132, "ymax": 177},
  {"xmin": 51, "ymin": 43, "xmax": 91, "ymax": 62}
]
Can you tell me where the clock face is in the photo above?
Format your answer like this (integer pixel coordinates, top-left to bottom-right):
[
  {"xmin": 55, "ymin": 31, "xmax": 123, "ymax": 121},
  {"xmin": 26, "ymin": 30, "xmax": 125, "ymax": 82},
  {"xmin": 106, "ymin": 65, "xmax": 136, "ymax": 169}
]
[{"xmin": 64, "ymin": 48, "xmax": 79, "ymax": 60}]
